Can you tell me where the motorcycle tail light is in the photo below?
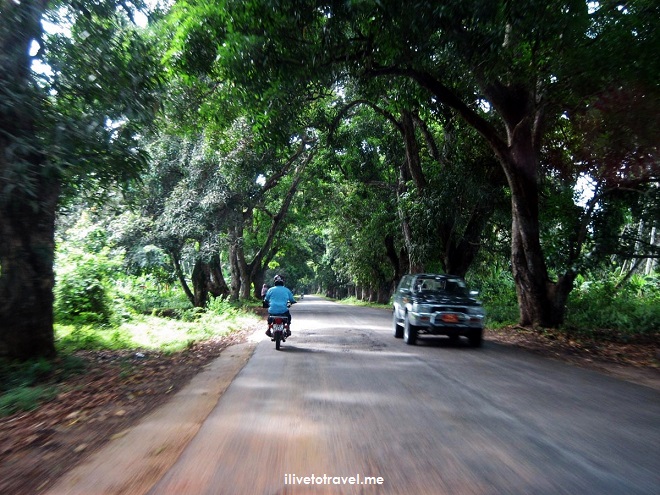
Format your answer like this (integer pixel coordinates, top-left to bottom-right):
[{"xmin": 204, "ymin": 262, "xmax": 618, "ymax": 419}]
[{"xmin": 274, "ymin": 317, "xmax": 283, "ymax": 324}]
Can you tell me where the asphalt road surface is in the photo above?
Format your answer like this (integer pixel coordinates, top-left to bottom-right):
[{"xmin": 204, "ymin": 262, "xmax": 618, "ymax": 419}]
[{"xmin": 53, "ymin": 296, "xmax": 660, "ymax": 495}]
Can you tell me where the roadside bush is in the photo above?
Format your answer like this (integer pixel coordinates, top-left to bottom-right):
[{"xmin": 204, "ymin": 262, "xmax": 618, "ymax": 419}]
[
  {"xmin": 56, "ymin": 325, "xmax": 136, "ymax": 352},
  {"xmin": 207, "ymin": 296, "xmax": 238, "ymax": 317},
  {"xmin": 469, "ymin": 267, "xmax": 659, "ymax": 338},
  {"xmin": 0, "ymin": 358, "xmax": 52, "ymax": 393},
  {"xmin": 54, "ymin": 250, "xmax": 118, "ymax": 326},
  {"xmin": 178, "ymin": 306, "xmax": 206, "ymax": 322},
  {"xmin": 565, "ymin": 274, "xmax": 660, "ymax": 338},
  {"xmin": 54, "ymin": 210, "xmax": 128, "ymax": 326},
  {"xmin": 0, "ymin": 355, "xmax": 85, "ymax": 417},
  {"xmin": 117, "ymin": 275, "xmax": 191, "ymax": 315},
  {"xmin": 469, "ymin": 269, "xmax": 519, "ymax": 327}
]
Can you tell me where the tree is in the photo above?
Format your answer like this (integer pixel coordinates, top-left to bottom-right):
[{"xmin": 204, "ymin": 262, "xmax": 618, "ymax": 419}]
[
  {"xmin": 0, "ymin": 1, "xmax": 161, "ymax": 359},
  {"xmin": 200, "ymin": 0, "xmax": 658, "ymax": 326},
  {"xmin": 0, "ymin": 0, "xmax": 57, "ymax": 359},
  {"xmin": 124, "ymin": 116, "xmax": 317, "ymax": 305},
  {"xmin": 137, "ymin": 132, "xmax": 234, "ymax": 307},
  {"xmin": 161, "ymin": 3, "xmax": 334, "ymax": 301},
  {"xmin": 227, "ymin": 134, "xmax": 317, "ymax": 300},
  {"xmin": 335, "ymin": 98, "xmax": 507, "ymax": 277}
]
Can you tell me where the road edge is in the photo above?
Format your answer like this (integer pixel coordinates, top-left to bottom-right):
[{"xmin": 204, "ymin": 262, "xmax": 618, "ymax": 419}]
[{"xmin": 43, "ymin": 337, "xmax": 259, "ymax": 495}]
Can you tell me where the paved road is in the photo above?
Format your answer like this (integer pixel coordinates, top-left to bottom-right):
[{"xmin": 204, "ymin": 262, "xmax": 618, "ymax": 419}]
[
  {"xmin": 144, "ymin": 296, "xmax": 659, "ymax": 494},
  {"xmin": 47, "ymin": 296, "xmax": 659, "ymax": 495}
]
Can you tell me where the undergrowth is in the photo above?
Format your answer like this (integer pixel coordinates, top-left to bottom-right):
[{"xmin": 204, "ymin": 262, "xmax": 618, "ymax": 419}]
[
  {"xmin": 563, "ymin": 275, "xmax": 659, "ymax": 341},
  {"xmin": 0, "ymin": 355, "xmax": 86, "ymax": 417},
  {"xmin": 1, "ymin": 295, "xmax": 257, "ymax": 417},
  {"xmin": 480, "ymin": 273, "xmax": 659, "ymax": 341}
]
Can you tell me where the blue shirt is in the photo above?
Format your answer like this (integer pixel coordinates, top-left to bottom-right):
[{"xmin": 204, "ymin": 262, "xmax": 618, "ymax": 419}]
[{"xmin": 265, "ymin": 285, "xmax": 295, "ymax": 315}]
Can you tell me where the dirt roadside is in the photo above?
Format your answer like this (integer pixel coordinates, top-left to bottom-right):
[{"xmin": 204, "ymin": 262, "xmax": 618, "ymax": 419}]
[
  {"xmin": 0, "ymin": 324, "xmax": 658, "ymax": 495},
  {"xmin": 0, "ymin": 326, "xmax": 258, "ymax": 495},
  {"xmin": 44, "ymin": 339, "xmax": 259, "ymax": 495},
  {"xmin": 487, "ymin": 326, "xmax": 660, "ymax": 390}
]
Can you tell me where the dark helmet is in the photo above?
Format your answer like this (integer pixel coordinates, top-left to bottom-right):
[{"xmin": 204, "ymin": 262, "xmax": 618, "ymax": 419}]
[{"xmin": 273, "ymin": 275, "xmax": 284, "ymax": 286}]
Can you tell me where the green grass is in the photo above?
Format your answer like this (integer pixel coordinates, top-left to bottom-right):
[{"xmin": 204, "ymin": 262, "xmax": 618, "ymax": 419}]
[
  {"xmin": 53, "ymin": 297, "xmax": 259, "ymax": 353},
  {"xmin": 1, "ymin": 305, "xmax": 259, "ymax": 417},
  {"xmin": 0, "ymin": 354, "xmax": 86, "ymax": 418},
  {"xmin": 0, "ymin": 386, "xmax": 58, "ymax": 416},
  {"xmin": 115, "ymin": 312, "xmax": 256, "ymax": 353}
]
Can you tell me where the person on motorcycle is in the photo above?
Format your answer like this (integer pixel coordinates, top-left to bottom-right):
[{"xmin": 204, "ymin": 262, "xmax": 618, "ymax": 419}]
[{"xmin": 264, "ymin": 275, "xmax": 296, "ymax": 337}]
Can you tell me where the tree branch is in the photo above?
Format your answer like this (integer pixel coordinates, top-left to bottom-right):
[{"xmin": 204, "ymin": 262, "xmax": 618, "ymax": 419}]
[
  {"xmin": 365, "ymin": 66, "xmax": 509, "ymax": 161},
  {"xmin": 329, "ymin": 99, "xmax": 403, "ymax": 144}
]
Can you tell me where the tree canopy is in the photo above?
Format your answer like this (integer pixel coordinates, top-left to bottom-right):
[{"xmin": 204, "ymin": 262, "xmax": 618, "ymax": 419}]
[{"xmin": 0, "ymin": 0, "xmax": 657, "ymax": 360}]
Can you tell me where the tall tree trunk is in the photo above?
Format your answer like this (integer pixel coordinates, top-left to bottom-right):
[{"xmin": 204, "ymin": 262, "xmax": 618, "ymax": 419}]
[
  {"xmin": 480, "ymin": 83, "xmax": 577, "ymax": 327},
  {"xmin": 208, "ymin": 253, "xmax": 230, "ymax": 298},
  {"xmin": 0, "ymin": 0, "xmax": 56, "ymax": 359},
  {"xmin": 170, "ymin": 249, "xmax": 195, "ymax": 305},
  {"xmin": 502, "ymin": 120, "xmax": 574, "ymax": 326},
  {"xmin": 384, "ymin": 234, "xmax": 405, "ymax": 282},
  {"xmin": 191, "ymin": 259, "xmax": 209, "ymax": 307},
  {"xmin": 396, "ymin": 160, "xmax": 424, "ymax": 273},
  {"xmin": 237, "ymin": 252, "xmax": 251, "ymax": 300},
  {"xmin": 377, "ymin": 283, "xmax": 391, "ymax": 305},
  {"xmin": 388, "ymin": 69, "xmax": 578, "ymax": 327},
  {"xmin": 189, "ymin": 253, "xmax": 231, "ymax": 307},
  {"xmin": 397, "ymin": 110, "xmax": 425, "ymax": 273},
  {"xmin": 401, "ymin": 110, "xmax": 427, "ymax": 190},
  {"xmin": 0, "ymin": 182, "xmax": 59, "ymax": 360},
  {"xmin": 228, "ymin": 230, "xmax": 241, "ymax": 301},
  {"xmin": 228, "ymin": 221, "xmax": 252, "ymax": 300}
]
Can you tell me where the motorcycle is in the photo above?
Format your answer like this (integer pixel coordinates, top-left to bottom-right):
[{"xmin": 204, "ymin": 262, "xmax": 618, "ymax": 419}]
[
  {"xmin": 265, "ymin": 300, "xmax": 294, "ymax": 350},
  {"xmin": 267, "ymin": 314, "xmax": 290, "ymax": 350}
]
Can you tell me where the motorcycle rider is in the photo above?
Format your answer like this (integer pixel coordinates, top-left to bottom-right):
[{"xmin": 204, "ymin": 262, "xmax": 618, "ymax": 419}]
[{"xmin": 264, "ymin": 275, "xmax": 296, "ymax": 337}]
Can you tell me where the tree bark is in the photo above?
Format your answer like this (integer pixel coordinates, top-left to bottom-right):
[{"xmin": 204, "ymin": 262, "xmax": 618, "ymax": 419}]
[
  {"xmin": 401, "ymin": 110, "xmax": 427, "ymax": 190},
  {"xmin": 228, "ymin": 228, "xmax": 242, "ymax": 301},
  {"xmin": 170, "ymin": 249, "xmax": 195, "ymax": 305},
  {"xmin": 188, "ymin": 253, "xmax": 231, "ymax": 307},
  {"xmin": 396, "ymin": 159, "xmax": 424, "ymax": 273},
  {"xmin": 0, "ymin": 0, "xmax": 56, "ymax": 359},
  {"xmin": 384, "ymin": 234, "xmax": 404, "ymax": 282},
  {"xmin": 236, "ymin": 243, "xmax": 251, "ymax": 300},
  {"xmin": 499, "ymin": 111, "xmax": 574, "ymax": 327},
  {"xmin": 191, "ymin": 259, "xmax": 210, "ymax": 307},
  {"xmin": 252, "ymin": 269, "xmax": 266, "ymax": 300},
  {"xmin": 208, "ymin": 253, "xmax": 230, "ymax": 298},
  {"xmin": 0, "ymin": 181, "xmax": 59, "ymax": 359}
]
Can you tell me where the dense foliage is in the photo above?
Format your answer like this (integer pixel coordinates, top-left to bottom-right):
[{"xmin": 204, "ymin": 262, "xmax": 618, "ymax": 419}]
[{"xmin": 0, "ymin": 0, "xmax": 657, "ymax": 361}]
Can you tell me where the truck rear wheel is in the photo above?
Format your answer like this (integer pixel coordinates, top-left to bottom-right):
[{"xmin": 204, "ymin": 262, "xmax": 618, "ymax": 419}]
[{"xmin": 468, "ymin": 330, "xmax": 483, "ymax": 348}]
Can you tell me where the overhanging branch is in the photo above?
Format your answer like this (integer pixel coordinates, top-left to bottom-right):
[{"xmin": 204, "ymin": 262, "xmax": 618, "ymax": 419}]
[{"xmin": 365, "ymin": 66, "xmax": 509, "ymax": 161}]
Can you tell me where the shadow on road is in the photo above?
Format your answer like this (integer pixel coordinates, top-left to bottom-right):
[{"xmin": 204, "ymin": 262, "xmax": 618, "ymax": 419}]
[
  {"xmin": 411, "ymin": 336, "xmax": 487, "ymax": 350},
  {"xmin": 272, "ymin": 344, "xmax": 322, "ymax": 353}
]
